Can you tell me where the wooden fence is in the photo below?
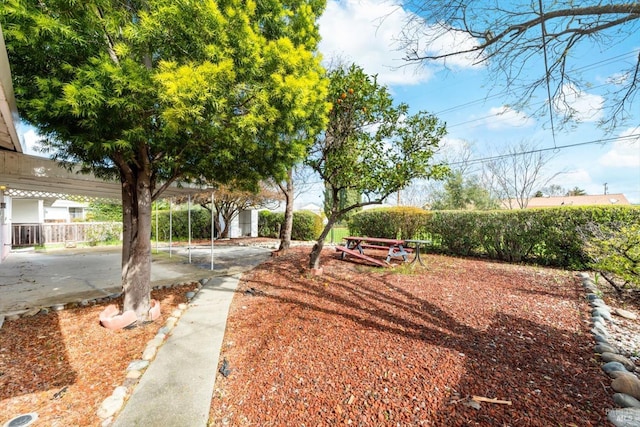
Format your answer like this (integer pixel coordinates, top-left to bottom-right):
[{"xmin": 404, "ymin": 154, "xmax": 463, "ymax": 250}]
[{"xmin": 11, "ymin": 222, "xmax": 121, "ymax": 247}]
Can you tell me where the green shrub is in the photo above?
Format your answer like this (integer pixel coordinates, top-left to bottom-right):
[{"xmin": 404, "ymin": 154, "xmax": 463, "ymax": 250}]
[
  {"xmin": 258, "ymin": 210, "xmax": 323, "ymax": 241},
  {"xmin": 151, "ymin": 209, "xmax": 213, "ymax": 240},
  {"xmin": 582, "ymin": 222, "xmax": 640, "ymax": 290},
  {"xmin": 348, "ymin": 207, "xmax": 430, "ymax": 240},
  {"xmin": 292, "ymin": 210, "xmax": 324, "ymax": 241},
  {"xmin": 258, "ymin": 210, "xmax": 283, "ymax": 238},
  {"xmin": 86, "ymin": 222, "xmax": 123, "ymax": 246},
  {"xmin": 424, "ymin": 206, "xmax": 640, "ymax": 269},
  {"xmin": 86, "ymin": 202, "xmax": 122, "ymax": 222},
  {"xmin": 425, "ymin": 211, "xmax": 482, "ymax": 256}
]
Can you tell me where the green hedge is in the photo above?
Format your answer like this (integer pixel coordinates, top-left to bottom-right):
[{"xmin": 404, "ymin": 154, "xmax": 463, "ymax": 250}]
[
  {"xmin": 346, "ymin": 205, "xmax": 640, "ymax": 270},
  {"xmin": 86, "ymin": 222, "xmax": 123, "ymax": 246},
  {"xmin": 258, "ymin": 210, "xmax": 281, "ymax": 238},
  {"xmin": 151, "ymin": 209, "xmax": 213, "ymax": 240},
  {"xmin": 348, "ymin": 207, "xmax": 431, "ymax": 239},
  {"xmin": 258, "ymin": 210, "xmax": 323, "ymax": 241},
  {"xmin": 427, "ymin": 206, "xmax": 640, "ymax": 269}
]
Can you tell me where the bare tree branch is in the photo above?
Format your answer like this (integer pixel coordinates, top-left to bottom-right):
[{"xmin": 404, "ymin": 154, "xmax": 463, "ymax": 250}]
[
  {"xmin": 400, "ymin": 1, "xmax": 640, "ymax": 129},
  {"xmin": 484, "ymin": 140, "xmax": 562, "ymax": 209}
]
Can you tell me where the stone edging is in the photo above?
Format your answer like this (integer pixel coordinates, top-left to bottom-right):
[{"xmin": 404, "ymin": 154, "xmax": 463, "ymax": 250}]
[
  {"xmin": 578, "ymin": 272, "xmax": 640, "ymax": 426},
  {"xmin": 95, "ymin": 278, "xmax": 210, "ymax": 426}
]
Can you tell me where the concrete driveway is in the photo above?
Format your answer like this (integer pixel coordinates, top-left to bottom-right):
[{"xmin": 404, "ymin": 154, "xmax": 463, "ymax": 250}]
[{"xmin": 0, "ymin": 244, "xmax": 271, "ymax": 316}]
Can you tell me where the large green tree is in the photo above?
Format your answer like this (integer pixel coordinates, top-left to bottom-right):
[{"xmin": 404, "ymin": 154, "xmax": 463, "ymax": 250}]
[
  {"xmin": 430, "ymin": 171, "xmax": 497, "ymax": 210},
  {"xmin": 1, "ymin": 0, "xmax": 328, "ymax": 322},
  {"xmin": 306, "ymin": 63, "xmax": 448, "ymax": 269}
]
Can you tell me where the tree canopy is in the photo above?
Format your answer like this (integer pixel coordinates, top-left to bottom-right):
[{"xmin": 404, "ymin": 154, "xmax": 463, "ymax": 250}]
[
  {"xmin": 400, "ymin": 1, "xmax": 640, "ymax": 130},
  {"xmin": 430, "ymin": 171, "xmax": 497, "ymax": 210},
  {"xmin": 1, "ymin": 0, "xmax": 328, "ymax": 321},
  {"xmin": 306, "ymin": 63, "xmax": 448, "ymax": 268}
]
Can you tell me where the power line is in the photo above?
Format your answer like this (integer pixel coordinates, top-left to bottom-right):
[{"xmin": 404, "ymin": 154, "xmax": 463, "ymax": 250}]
[
  {"xmin": 431, "ymin": 51, "xmax": 638, "ymax": 117},
  {"xmin": 297, "ymin": 134, "xmax": 639, "ymax": 179},
  {"xmin": 445, "ymin": 80, "xmax": 614, "ymax": 130},
  {"xmin": 446, "ymin": 133, "xmax": 640, "ymax": 167}
]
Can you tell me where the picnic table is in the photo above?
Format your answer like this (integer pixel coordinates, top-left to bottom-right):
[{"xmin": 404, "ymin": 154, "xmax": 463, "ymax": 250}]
[
  {"xmin": 336, "ymin": 236, "xmax": 411, "ymax": 267},
  {"xmin": 404, "ymin": 239, "xmax": 432, "ymax": 267}
]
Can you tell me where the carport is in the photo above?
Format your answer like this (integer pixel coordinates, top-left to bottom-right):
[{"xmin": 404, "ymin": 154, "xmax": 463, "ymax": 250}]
[{"xmin": 0, "ymin": 24, "xmax": 215, "ymax": 263}]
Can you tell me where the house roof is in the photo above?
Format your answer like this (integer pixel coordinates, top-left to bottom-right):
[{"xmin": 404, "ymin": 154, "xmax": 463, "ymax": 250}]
[
  {"xmin": 0, "ymin": 24, "xmax": 21, "ymax": 153},
  {"xmin": 0, "ymin": 28, "xmax": 208, "ymax": 202},
  {"xmin": 504, "ymin": 194, "xmax": 631, "ymax": 209}
]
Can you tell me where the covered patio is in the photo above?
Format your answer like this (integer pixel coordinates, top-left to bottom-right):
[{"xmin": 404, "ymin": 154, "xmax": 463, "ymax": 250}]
[{"xmin": 0, "ymin": 24, "xmax": 212, "ymax": 262}]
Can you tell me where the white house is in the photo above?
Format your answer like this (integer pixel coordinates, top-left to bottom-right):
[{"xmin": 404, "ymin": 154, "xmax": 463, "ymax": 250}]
[
  {"xmin": 222, "ymin": 209, "xmax": 259, "ymax": 238},
  {"xmin": 297, "ymin": 202, "xmax": 323, "ymax": 216},
  {"xmin": 11, "ymin": 198, "xmax": 88, "ymax": 224}
]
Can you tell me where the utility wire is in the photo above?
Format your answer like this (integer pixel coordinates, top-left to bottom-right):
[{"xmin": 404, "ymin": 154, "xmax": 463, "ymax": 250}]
[
  {"xmin": 299, "ymin": 134, "xmax": 639, "ymax": 185},
  {"xmin": 445, "ymin": 81, "xmax": 612, "ymax": 129},
  {"xmin": 432, "ymin": 51, "xmax": 637, "ymax": 117},
  {"xmin": 446, "ymin": 133, "xmax": 640, "ymax": 167}
]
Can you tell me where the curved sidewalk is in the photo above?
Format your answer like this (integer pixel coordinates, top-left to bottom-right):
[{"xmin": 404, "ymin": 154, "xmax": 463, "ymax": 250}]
[
  {"xmin": 112, "ymin": 245, "xmax": 271, "ymax": 426},
  {"xmin": 111, "ymin": 275, "xmax": 243, "ymax": 426}
]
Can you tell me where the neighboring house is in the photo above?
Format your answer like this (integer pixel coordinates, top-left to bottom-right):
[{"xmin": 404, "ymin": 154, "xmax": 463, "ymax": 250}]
[
  {"xmin": 298, "ymin": 202, "xmax": 323, "ymax": 216},
  {"xmin": 45, "ymin": 200, "xmax": 88, "ymax": 222},
  {"xmin": 502, "ymin": 193, "xmax": 631, "ymax": 209},
  {"xmin": 362, "ymin": 203, "xmax": 394, "ymax": 210},
  {"xmin": 11, "ymin": 198, "xmax": 88, "ymax": 223},
  {"xmin": 225, "ymin": 209, "xmax": 258, "ymax": 238},
  {"xmin": 10, "ymin": 197, "xmax": 258, "ymax": 245}
]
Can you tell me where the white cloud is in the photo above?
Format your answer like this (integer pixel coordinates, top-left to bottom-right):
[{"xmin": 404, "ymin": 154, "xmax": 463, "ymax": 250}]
[
  {"xmin": 418, "ymin": 22, "xmax": 483, "ymax": 69},
  {"xmin": 553, "ymin": 83, "xmax": 604, "ymax": 123},
  {"xmin": 559, "ymin": 169, "xmax": 593, "ymax": 187},
  {"xmin": 599, "ymin": 126, "xmax": 640, "ymax": 168},
  {"xmin": 543, "ymin": 168, "xmax": 615, "ymax": 198},
  {"xmin": 481, "ymin": 106, "xmax": 534, "ymax": 130},
  {"xmin": 440, "ymin": 136, "xmax": 469, "ymax": 152},
  {"xmin": 22, "ymin": 128, "xmax": 46, "ymax": 157},
  {"xmin": 318, "ymin": 0, "xmax": 480, "ymax": 86}
]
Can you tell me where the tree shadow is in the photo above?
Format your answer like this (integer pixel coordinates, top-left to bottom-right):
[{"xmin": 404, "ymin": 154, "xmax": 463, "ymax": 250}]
[
  {"xmin": 224, "ymin": 249, "xmax": 610, "ymax": 425},
  {"xmin": 0, "ymin": 311, "xmax": 77, "ymax": 401}
]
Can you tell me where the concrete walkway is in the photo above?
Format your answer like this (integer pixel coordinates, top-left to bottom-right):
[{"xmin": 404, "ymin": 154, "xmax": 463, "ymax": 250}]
[
  {"xmin": 0, "ymin": 243, "xmax": 272, "ymax": 425},
  {"xmin": 0, "ymin": 244, "xmax": 271, "ymax": 315},
  {"xmin": 112, "ymin": 274, "xmax": 241, "ymax": 426},
  {"xmin": 112, "ymin": 245, "xmax": 271, "ymax": 426}
]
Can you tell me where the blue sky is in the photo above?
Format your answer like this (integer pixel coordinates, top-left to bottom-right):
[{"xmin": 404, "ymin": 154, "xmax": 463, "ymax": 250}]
[
  {"xmin": 18, "ymin": 0, "xmax": 640, "ymax": 206},
  {"xmin": 313, "ymin": 0, "xmax": 640, "ymax": 205}
]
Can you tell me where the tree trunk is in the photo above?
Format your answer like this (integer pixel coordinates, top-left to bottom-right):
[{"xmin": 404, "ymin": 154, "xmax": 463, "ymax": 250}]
[
  {"xmin": 214, "ymin": 215, "xmax": 221, "ymax": 239},
  {"xmin": 121, "ymin": 176, "xmax": 133, "ymax": 270},
  {"xmin": 308, "ymin": 216, "xmax": 337, "ymax": 269},
  {"xmin": 203, "ymin": 203, "xmax": 222, "ymax": 238},
  {"xmin": 278, "ymin": 169, "xmax": 294, "ymax": 252},
  {"xmin": 120, "ymin": 168, "xmax": 153, "ymax": 322},
  {"xmin": 220, "ymin": 221, "xmax": 230, "ymax": 238}
]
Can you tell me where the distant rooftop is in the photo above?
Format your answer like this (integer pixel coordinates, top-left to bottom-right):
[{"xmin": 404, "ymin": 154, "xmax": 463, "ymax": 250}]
[{"xmin": 503, "ymin": 193, "xmax": 631, "ymax": 209}]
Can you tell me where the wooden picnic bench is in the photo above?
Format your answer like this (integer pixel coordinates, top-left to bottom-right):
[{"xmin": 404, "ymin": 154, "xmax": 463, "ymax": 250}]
[
  {"xmin": 335, "ymin": 245, "xmax": 388, "ymax": 267},
  {"xmin": 336, "ymin": 236, "xmax": 410, "ymax": 267},
  {"xmin": 404, "ymin": 239, "xmax": 432, "ymax": 267}
]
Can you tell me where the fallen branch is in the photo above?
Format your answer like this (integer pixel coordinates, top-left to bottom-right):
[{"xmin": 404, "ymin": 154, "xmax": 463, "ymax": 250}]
[{"xmin": 472, "ymin": 395, "xmax": 512, "ymax": 405}]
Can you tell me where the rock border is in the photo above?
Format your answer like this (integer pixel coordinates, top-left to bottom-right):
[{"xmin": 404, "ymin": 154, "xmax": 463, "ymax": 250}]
[
  {"xmin": 578, "ymin": 272, "xmax": 640, "ymax": 426},
  {"xmin": 0, "ymin": 277, "xmax": 210, "ymax": 426},
  {"xmin": 95, "ymin": 278, "xmax": 211, "ymax": 426}
]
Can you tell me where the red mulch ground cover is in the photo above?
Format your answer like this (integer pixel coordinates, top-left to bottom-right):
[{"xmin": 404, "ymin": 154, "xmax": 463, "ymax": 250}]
[
  {"xmin": 0, "ymin": 242, "xmax": 627, "ymax": 426},
  {"xmin": 210, "ymin": 247, "xmax": 612, "ymax": 426},
  {"xmin": 0, "ymin": 285, "xmax": 197, "ymax": 426}
]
